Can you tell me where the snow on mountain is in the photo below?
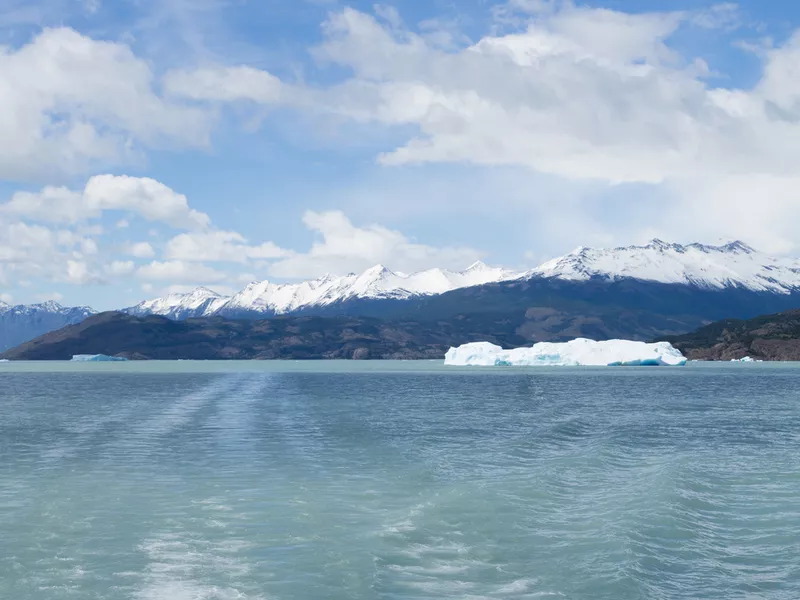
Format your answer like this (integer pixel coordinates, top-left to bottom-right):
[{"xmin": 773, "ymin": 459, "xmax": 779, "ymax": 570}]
[
  {"xmin": 0, "ymin": 301, "xmax": 96, "ymax": 352},
  {"xmin": 125, "ymin": 240, "xmax": 800, "ymax": 324},
  {"xmin": 126, "ymin": 287, "xmax": 230, "ymax": 320},
  {"xmin": 529, "ymin": 239, "xmax": 800, "ymax": 294},
  {"xmin": 128, "ymin": 262, "xmax": 522, "ymax": 319}
]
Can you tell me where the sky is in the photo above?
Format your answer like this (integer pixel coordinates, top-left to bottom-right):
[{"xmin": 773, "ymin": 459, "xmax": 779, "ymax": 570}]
[{"xmin": 2, "ymin": 0, "xmax": 800, "ymax": 309}]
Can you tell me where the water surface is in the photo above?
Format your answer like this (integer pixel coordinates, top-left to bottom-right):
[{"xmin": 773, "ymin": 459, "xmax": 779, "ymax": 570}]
[{"xmin": 1, "ymin": 361, "xmax": 799, "ymax": 599}]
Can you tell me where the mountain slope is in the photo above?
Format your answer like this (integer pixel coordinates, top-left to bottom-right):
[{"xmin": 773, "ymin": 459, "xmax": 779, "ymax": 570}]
[
  {"xmin": 0, "ymin": 301, "xmax": 96, "ymax": 352},
  {"xmin": 0, "ymin": 312, "xmax": 528, "ymax": 361},
  {"xmin": 661, "ymin": 309, "xmax": 800, "ymax": 361},
  {"xmin": 384, "ymin": 276, "xmax": 800, "ymax": 341},
  {"xmin": 126, "ymin": 287, "xmax": 229, "ymax": 320}
]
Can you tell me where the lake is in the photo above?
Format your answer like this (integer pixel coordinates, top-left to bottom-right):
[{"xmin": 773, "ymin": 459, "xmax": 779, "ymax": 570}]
[{"xmin": 1, "ymin": 361, "xmax": 799, "ymax": 599}]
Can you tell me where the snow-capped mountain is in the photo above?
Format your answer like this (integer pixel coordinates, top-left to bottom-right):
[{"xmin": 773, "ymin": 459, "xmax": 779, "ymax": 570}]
[
  {"xmin": 125, "ymin": 262, "xmax": 522, "ymax": 320},
  {"xmin": 123, "ymin": 240, "xmax": 800, "ymax": 327},
  {"xmin": 126, "ymin": 287, "xmax": 230, "ymax": 320},
  {"xmin": 0, "ymin": 301, "xmax": 96, "ymax": 351},
  {"xmin": 529, "ymin": 239, "xmax": 800, "ymax": 294}
]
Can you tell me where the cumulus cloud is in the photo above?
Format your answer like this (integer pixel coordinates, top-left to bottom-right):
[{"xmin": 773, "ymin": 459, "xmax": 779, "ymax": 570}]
[
  {"xmin": 268, "ymin": 210, "xmax": 482, "ymax": 279},
  {"xmin": 65, "ymin": 260, "xmax": 101, "ymax": 285},
  {"xmin": 0, "ymin": 173, "xmax": 215, "ymax": 298},
  {"xmin": 164, "ymin": 230, "xmax": 287, "ymax": 262},
  {"xmin": 125, "ymin": 242, "xmax": 157, "ymax": 259},
  {"xmin": 136, "ymin": 260, "xmax": 228, "ymax": 283},
  {"xmin": 161, "ymin": 4, "xmax": 800, "ymax": 253},
  {"xmin": 164, "ymin": 66, "xmax": 287, "ymax": 103},
  {"xmin": 105, "ymin": 260, "xmax": 136, "ymax": 276},
  {"xmin": 2, "ymin": 175, "xmax": 210, "ymax": 230},
  {"xmin": 0, "ymin": 27, "xmax": 210, "ymax": 180}
]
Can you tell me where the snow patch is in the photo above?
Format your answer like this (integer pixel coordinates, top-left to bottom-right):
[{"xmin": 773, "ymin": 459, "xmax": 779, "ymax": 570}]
[{"xmin": 444, "ymin": 339, "xmax": 687, "ymax": 367}]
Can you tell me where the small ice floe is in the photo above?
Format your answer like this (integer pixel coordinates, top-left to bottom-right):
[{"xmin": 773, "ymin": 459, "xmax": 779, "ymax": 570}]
[
  {"xmin": 70, "ymin": 354, "xmax": 129, "ymax": 362},
  {"xmin": 731, "ymin": 356, "xmax": 762, "ymax": 363},
  {"xmin": 444, "ymin": 338, "xmax": 687, "ymax": 367}
]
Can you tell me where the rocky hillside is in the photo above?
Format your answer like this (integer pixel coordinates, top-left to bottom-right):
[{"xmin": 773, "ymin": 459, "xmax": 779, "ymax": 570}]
[
  {"xmin": 662, "ymin": 309, "xmax": 800, "ymax": 361},
  {"xmin": 0, "ymin": 312, "xmax": 527, "ymax": 361}
]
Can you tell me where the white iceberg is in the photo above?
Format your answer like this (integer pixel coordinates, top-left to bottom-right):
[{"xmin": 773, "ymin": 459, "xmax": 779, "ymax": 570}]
[
  {"xmin": 731, "ymin": 356, "xmax": 761, "ymax": 363},
  {"xmin": 70, "ymin": 354, "xmax": 129, "ymax": 362},
  {"xmin": 444, "ymin": 339, "xmax": 687, "ymax": 367}
]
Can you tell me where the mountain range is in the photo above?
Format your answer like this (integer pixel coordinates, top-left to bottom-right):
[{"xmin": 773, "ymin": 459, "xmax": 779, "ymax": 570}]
[
  {"xmin": 124, "ymin": 261, "xmax": 520, "ymax": 320},
  {"xmin": 0, "ymin": 301, "xmax": 94, "ymax": 352},
  {"xmin": 124, "ymin": 239, "xmax": 800, "ymax": 321},
  {"xmin": 4, "ymin": 239, "xmax": 800, "ymax": 354}
]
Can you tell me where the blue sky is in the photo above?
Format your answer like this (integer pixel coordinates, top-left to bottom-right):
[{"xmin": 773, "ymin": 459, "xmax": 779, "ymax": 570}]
[{"xmin": 2, "ymin": 0, "xmax": 800, "ymax": 309}]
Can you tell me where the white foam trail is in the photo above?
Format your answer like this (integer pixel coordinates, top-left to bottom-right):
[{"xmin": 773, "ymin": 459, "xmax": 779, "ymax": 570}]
[
  {"xmin": 134, "ymin": 527, "xmax": 264, "ymax": 600},
  {"xmin": 115, "ymin": 375, "xmax": 244, "ymax": 453},
  {"xmin": 375, "ymin": 499, "xmax": 553, "ymax": 598},
  {"xmin": 209, "ymin": 375, "xmax": 270, "ymax": 446}
]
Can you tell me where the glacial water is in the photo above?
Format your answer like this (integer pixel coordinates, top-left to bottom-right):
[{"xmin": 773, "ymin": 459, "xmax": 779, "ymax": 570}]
[{"xmin": 2, "ymin": 361, "xmax": 800, "ymax": 599}]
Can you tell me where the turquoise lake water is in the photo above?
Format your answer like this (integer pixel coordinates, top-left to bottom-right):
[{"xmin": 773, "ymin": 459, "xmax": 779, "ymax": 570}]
[{"xmin": 1, "ymin": 361, "xmax": 799, "ymax": 599}]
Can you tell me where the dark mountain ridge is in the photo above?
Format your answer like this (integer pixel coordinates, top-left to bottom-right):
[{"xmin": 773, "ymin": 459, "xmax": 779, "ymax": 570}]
[
  {"xmin": 288, "ymin": 277, "xmax": 800, "ymax": 341},
  {"xmin": 0, "ymin": 311, "xmax": 528, "ymax": 361}
]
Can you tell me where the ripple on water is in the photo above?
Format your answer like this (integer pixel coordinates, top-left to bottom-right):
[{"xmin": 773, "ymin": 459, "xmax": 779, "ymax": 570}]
[{"xmin": 2, "ymin": 365, "xmax": 800, "ymax": 599}]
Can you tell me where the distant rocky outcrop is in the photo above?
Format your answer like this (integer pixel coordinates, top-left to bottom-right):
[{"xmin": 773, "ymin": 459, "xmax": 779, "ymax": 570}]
[{"xmin": 661, "ymin": 309, "xmax": 800, "ymax": 361}]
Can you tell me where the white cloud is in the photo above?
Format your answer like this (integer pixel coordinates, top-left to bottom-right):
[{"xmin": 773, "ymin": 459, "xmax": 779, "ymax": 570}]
[
  {"xmin": 161, "ymin": 5, "xmax": 800, "ymax": 254},
  {"xmin": 164, "ymin": 230, "xmax": 287, "ymax": 262},
  {"xmin": 2, "ymin": 175, "xmax": 210, "ymax": 229},
  {"xmin": 0, "ymin": 216, "xmax": 105, "ymax": 291},
  {"xmin": 0, "ymin": 293, "xmax": 12, "ymax": 304},
  {"xmin": 269, "ymin": 210, "xmax": 482, "ymax": 279},
  {"xmin": 35, "ymin": 291, "xmax": 64, "ymax": 302},
  {"xmin": 164, "ymin": 66, "xmax": 287, "ymax": 103},
  {"xmin": 0, "ymin": 27, "xmax": 210, "ymax": 180},
  {"xmin": 136, "ymin": 260, "xmax": 228, "ymax": 283},
  {"xmin": 65, "ymin": 260, "xmax": 99, "ymax": 284},
  {"xmin": 105, "ymin": 260, "xmax": 135, "ymax": 276},
  {"xmin": 80, "ymin": 239, "xmax": 99, "ymax": 256},
  {"xmin": 125, "ymin": 242, "xmax": 157, "ymax": 259},
  {"xmin": 84, "ymin": 176, "xmax": 211, "ymax": 229}
]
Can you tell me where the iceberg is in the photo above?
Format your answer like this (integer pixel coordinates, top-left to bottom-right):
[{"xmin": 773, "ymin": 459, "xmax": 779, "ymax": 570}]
[
  {"xmin": 731, "ymin": 356, "xmax": 761, "ymax": 363},
  {"xmin": 70, "ymin": 354, "xmax": 129, "ymax": 362},
  {"xmin": 444, "ymin": 339, "xmax": 687, "ymax": 367}
]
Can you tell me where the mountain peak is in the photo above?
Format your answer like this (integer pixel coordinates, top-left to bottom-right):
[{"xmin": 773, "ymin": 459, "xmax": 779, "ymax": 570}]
[
  {"xmin": 186, "ymin": 286, "xmax": 223, "ymax": 298},
  {"xmin": 530, "ymin": 239, "xmax": 800, "ymax": 294},
  {"xmin": 37, "ymin": 300, "xmax": 64, "ymax": 311},
  {"xmin": 646, "ymin": 238, "xmax": 671, "ymax": 250},
  {"xmin": 721, "ymin": 240, "xmax": 755, "ymax": 254},
  {"xmin": 465, "ymin": 260, "xmax": 490, "ymax": 272},
  {"xmin": 361, "ymin": 264, "xmax": 393, "ymax": 278}
]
